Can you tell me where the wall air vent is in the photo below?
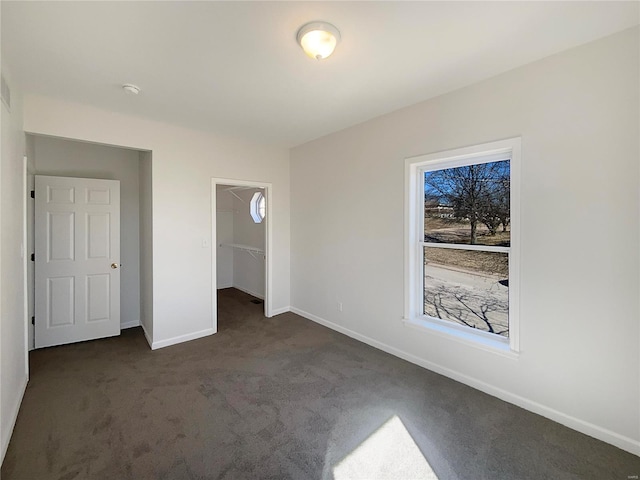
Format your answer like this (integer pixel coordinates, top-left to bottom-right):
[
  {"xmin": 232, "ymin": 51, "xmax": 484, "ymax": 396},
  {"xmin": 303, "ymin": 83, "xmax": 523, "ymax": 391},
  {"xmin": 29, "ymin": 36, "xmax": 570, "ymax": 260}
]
[{"xmin": 1, "ymin": 74, "xmax": 11, "ymax": 111}]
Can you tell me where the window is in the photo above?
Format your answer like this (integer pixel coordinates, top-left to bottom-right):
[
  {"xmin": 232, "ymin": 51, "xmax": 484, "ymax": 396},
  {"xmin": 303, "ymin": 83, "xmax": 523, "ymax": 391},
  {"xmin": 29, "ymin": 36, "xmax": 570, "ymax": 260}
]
[
  {"xmin": 250, "ymin": 191, "xmax": 266, "ymax": 223},
  {"xmin": 405, "ymin": 138, "xmax": 520, "ymax": 354}
]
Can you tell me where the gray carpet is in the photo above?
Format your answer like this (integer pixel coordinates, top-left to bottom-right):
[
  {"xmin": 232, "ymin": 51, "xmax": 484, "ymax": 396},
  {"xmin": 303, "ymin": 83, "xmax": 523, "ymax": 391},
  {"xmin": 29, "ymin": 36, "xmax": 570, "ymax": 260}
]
[{"xmin": 2, "ymin": 288, "xmax": 639, "ymax": 479}]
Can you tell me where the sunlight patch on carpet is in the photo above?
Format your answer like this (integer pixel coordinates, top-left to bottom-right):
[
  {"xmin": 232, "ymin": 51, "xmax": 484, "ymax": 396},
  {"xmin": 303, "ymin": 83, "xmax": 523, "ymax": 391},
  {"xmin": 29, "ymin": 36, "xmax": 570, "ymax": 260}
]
[{"xmin": 332, "ymin": 415, "xmax": 439, "ymax": 479}]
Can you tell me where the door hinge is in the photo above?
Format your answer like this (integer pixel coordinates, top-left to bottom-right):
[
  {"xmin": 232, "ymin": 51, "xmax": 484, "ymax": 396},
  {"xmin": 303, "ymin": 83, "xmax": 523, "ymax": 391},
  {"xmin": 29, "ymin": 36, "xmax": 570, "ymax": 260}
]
[
  {"xmin": 30, "ymin": 190, "xmax": 35, "ymax": 198},
  {"xmin": 31, "ymin": 316, "xmax": 35, "ymax": 325},
  {"xmin": 30, "ymin": 253, "xmax": 35, "ymax": 261}
]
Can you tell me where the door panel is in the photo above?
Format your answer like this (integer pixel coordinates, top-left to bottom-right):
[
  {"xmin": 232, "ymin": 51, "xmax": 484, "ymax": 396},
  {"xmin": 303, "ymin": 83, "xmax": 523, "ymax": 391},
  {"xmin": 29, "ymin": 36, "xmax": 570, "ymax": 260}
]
[
  {"xmin": 48, "ymin": 212, "xmax": 75, "ymax": 261},
  {"xmin": 87, "ymin": 213, "xmax": 110, "ymax": 258},
  {"xmin": 86, "ymin": 187, "xmax": 110, "ymax": 205},
  {"xmin": 35, "ymin": 175, "xmax": 120, "ymax": 348},
  {"xmin": 47, "ymin": 185, "xmax": 74, "ymax": 204},
  {"xmin": 48, "ymin": 276, "xmax": 75, "ymax": 327},
  {"xmin": 86, "ymin": 274, "xmax": 110, "ymax": 322}
]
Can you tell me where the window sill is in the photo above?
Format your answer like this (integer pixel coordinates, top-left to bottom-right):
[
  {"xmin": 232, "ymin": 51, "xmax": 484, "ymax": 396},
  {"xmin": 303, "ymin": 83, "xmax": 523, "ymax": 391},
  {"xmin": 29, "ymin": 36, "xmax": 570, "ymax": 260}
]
[{"xmin": 402, "ymin": 316, "xmax": 519, "ymax": 360}]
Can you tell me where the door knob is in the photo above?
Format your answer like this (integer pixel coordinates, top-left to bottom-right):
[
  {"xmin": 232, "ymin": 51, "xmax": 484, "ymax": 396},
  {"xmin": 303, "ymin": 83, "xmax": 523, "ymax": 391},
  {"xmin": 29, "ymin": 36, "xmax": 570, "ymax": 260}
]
[{"xmin": 111, "ymin": 263, "xmax": 119, "ymax": 269}]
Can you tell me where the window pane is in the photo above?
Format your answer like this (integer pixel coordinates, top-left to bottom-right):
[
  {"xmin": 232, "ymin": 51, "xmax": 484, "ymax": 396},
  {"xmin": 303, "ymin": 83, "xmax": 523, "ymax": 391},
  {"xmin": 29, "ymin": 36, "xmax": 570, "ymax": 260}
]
[
  {"xmin": 250, "ymin": 191, "xmax": 265, "ymax": 223},
  {"xmin": 423, "ymin": 247, "xmax": 509, "ymax": 337},
  {"xmin": 424, "ymin": 160, "xmax": 510, "ymax": 247}
]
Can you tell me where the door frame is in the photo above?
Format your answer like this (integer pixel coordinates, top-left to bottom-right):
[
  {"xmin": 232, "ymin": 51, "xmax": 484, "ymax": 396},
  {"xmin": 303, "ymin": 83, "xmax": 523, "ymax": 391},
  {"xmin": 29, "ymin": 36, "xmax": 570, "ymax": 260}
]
[
  {"xmin": 22, "ymin": 156, "xmax": 30, "ymax": 364},
  {"xmin": 211, "ymin": 178, "xmax": 273, "ymax": 328}
]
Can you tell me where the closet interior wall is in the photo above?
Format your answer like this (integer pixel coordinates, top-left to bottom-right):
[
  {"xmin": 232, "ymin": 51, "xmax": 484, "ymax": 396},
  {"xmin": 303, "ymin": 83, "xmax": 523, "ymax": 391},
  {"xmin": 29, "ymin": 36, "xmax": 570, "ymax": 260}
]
[{"xmin": 216, "ymin": 185, "xmax": 265, "ymax": 300}]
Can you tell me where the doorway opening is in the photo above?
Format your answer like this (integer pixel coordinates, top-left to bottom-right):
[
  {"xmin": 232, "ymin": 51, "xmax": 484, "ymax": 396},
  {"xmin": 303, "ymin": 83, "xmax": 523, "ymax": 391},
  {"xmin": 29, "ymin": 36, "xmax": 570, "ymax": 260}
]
[
  {"xmin": 25, "ymin": 134, "xmax": 153, "ymax": 349},
  {"xmin": 211, "ymin": 178, "xmax": 272, "ymax": 330}
]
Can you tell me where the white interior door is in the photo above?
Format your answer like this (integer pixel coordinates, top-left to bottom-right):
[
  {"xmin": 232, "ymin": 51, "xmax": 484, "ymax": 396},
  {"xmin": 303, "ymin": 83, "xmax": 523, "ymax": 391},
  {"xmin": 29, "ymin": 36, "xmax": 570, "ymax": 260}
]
[{"xmin": 35, "ymin": 175, "xmax": 120, "ymax": 348}]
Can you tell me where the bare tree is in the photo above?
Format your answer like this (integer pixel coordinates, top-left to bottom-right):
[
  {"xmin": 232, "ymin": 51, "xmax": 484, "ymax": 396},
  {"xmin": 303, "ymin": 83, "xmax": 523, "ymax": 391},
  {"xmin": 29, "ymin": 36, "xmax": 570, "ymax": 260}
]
[
  {"xmin": 424, "ymin": 161, "xmax": 509, "ymax": 244},
  {"xmin": 496, "ymin": 177, "xmax": 510, "ymax": 232}
]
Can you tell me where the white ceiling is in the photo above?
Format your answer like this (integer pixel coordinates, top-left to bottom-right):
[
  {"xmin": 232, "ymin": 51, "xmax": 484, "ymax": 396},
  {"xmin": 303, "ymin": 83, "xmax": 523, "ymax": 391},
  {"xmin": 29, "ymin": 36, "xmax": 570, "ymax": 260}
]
[{"xmin": 2, "ymin": 1, "xmax": 638, "ymax": 147}]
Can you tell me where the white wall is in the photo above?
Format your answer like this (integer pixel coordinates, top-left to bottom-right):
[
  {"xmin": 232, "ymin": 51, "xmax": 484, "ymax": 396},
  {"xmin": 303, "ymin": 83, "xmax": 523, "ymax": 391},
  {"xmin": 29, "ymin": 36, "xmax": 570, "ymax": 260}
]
[
  {"xmin": 138, "ymin": 151, "xmax": 153, "ymax": 341},
  {"xmin": 232, "ymin": 187, "xmax": 265, "ymax": 299},
  {"xmin": 0, "ymin": 66, "xmax": 28, "ymax": 463},
  {"xmin": 216, "ymin": 187, "xmax": 234, "ymax": 289},
  {"xmin": 290, "ymin": 27, "xmax": 640, "ymax": 454},
  {"xmin": 31, "ymin": 135, "xmax": 141, "ymax": 329},
  {"xmin": 23, "ymin": 96, "xmax": 291, "ymax": 349}
]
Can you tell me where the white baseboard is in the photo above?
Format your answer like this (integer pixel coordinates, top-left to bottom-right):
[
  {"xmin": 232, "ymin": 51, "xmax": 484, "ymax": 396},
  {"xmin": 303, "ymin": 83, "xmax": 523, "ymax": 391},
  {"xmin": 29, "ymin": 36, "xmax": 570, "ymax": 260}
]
[
  {"xmin": 290, "ymin": 306, "xmax": 640, "ymax": 457},
  {"xmin": 233, "ymin": 284, "xmax": 264, "ymax": 300},
  {"xmin": 140, "ymin": 322, "xmax": 153, "ymax": 350},
  {"xmin": 217, "ymin": 282, "xmax": 233, "ymax": 289},
  {"xmin": 1, "ymin": 373, "xmax": 28, "ymax": 464},
  {"xmin": 268, "ymin": 306, "xmax": 290, "ymax": 317},
  {"xmin": 121, "ymin": 320, "xmax": 140, "ymax": 330},
  {"xmin": 150, "ymin": 327, "xmax": 216, "ymax": 350}
]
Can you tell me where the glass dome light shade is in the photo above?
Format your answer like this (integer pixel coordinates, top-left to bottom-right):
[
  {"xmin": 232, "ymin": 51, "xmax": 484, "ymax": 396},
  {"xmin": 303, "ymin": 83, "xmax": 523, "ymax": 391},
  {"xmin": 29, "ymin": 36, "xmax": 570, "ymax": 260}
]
[{"xmin": 297, "ymin": 22, "xmax": 341, "ymax": 60}]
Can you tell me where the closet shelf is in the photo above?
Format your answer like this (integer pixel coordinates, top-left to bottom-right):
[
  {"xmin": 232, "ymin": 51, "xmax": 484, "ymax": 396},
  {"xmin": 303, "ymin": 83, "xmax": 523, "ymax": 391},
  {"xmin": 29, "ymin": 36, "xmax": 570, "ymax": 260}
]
[{"xmin": 220, "ymin": 243, "xmax": 265, "ymax": 259}]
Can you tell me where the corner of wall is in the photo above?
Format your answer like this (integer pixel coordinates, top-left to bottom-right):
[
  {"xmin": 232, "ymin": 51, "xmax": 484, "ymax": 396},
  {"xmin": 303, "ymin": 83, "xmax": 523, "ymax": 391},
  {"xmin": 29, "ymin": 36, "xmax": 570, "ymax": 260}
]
[{"xmin": 0, "ymin": 64, "xmax": 29, "ymax": 464}]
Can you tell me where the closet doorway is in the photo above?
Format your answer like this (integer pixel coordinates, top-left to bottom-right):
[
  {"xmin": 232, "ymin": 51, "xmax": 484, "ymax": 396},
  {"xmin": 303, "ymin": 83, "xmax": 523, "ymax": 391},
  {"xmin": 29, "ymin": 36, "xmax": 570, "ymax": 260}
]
[{"xmin": 211, "ymin": 178, "xmax": 272, "ymax": 327}]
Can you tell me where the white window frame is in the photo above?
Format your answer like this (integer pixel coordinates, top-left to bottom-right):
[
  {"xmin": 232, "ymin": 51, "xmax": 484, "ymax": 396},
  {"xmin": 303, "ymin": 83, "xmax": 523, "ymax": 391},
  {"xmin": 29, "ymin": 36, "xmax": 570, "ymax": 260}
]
[
  {"xmin": 404, "ymin": 138, "xmax": 521, "ymax": 357},
  {"xmin": 250, "ymin": 191, "xmax": 266, "ymax": 223}
]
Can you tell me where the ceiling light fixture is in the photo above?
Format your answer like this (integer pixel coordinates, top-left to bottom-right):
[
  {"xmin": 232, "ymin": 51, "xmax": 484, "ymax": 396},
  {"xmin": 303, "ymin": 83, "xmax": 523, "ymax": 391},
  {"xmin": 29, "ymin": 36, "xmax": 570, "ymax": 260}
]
[
  {"xmin": 122, "ymin": 84, "xmax": 140, "ymax": 95},
  {"xmin": 296, "ymin": 21, "xmax": 341, "ymax": 60}
]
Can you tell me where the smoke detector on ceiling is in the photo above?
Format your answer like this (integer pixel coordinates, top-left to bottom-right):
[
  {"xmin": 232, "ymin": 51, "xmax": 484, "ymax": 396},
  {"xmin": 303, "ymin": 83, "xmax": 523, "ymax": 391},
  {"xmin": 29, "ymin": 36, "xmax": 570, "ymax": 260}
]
[{"xmin": 122, "ymin": 84, "xmax": 141, "ymax": 95}]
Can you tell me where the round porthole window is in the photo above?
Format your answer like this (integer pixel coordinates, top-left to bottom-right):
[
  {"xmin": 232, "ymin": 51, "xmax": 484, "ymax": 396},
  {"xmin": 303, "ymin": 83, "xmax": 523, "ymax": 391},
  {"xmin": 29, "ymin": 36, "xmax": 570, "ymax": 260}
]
[{"xmin": 250, "ymin": 191, "xmax": 266, "ymax": 223}]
